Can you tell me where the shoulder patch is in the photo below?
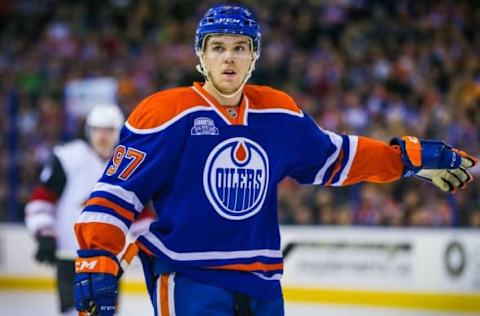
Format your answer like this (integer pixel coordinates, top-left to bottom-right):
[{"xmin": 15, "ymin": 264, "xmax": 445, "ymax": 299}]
[
  {"xmin": 245, "ymin": 85, "xmax": 302, "ymax": 116},
  {"xmin": 126, "ymin": 87, "xmax": 212, "ymax": 133}
]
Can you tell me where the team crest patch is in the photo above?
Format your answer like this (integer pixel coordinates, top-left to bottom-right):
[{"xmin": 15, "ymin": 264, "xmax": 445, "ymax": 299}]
[
  {"xmin": 203, "ymin": 137, "xmax": 269, "ymax": 220},
  {"xmin": 191, "ymin": 117, "xmax": 219, "ymax": 135}
]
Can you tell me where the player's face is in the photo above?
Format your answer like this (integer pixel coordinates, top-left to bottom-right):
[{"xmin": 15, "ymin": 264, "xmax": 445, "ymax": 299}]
[
  {"xmin": 202, "ymin": 35, "xmax": 254, "ymax": 94},
  {"xmin": 89, "ymin": 127, "xmax": 118, "ymax": 160}
]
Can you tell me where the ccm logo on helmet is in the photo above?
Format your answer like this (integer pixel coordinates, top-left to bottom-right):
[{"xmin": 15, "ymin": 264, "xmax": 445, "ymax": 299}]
[
  {"xmin": 217, "ymin": 18, "xmax": 241, "ymax": 23},
  {"xmin": 203, "ymin": 137, "xmax": 269, "ymax": 220}
]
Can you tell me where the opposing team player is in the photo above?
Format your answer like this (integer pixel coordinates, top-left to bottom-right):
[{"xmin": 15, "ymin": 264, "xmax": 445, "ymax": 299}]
[
  {"xmin": 73, "ymin": 4, "xmax": 477, "ymax": 316},
  {"xmin": 25, "ymin": 104, "xmax": 153, "ymax": 316}
]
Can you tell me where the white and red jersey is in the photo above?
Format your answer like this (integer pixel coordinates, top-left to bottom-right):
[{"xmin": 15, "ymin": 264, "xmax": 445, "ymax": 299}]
[
  {"xmin": 25, "ymin": 140, "xmax": 156, "ymax": 259},
  {"xmin": 25, "ymin": 140, "xmax": 108, "ymax": 258}
]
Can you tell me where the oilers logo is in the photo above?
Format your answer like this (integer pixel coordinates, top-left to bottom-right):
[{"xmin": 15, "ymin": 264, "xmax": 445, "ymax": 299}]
[{"xmin": 203, "ymin": 137, "xmax": 269, "ymax": 220}]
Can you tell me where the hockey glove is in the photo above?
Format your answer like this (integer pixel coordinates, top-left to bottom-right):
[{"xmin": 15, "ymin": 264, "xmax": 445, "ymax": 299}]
[
  {"xmin": 74, "ymin": 249, "xmax": 120, "ymax": 316},
  {"xmin": 35, "ymin": 235, "xmax": 56, "ymax": 265},
  {"xmin": 390, "ymin": 136, "xmax": 477, "ymax": 192}
]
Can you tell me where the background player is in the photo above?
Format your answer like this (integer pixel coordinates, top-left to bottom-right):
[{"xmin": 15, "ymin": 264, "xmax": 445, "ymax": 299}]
[
  {"xmin": 25, "ymin": 104, "xmax": 153, "ymax": 316},
  {"xmin": 72, "ymin": 4, "xmax": 477, "ymax": 316}
]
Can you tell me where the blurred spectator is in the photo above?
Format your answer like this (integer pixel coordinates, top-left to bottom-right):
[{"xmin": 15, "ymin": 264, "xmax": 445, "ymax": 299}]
[{"xmin": 1, "ymin": 0, "xmax": 479, "ymax": 226}]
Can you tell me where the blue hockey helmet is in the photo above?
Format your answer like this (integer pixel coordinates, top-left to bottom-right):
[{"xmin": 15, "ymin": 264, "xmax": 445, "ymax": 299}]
[{"xmin": 195, "ymin": 4, "xmax": 261, "ymax": 57}]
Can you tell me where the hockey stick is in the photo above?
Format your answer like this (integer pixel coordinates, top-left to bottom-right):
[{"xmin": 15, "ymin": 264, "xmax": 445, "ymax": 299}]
[{"xmin": 79, "ymin": 242, "xmax": 140, "ymax": 316}]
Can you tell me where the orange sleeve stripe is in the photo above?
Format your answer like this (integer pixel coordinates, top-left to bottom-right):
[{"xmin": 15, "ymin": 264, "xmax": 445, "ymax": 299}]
[
  {"xmin": 127, "ymin": 87, "xmax": 208, "ymax": 130},
  {"xmin": 121, "ymin": 243, "xmax": 139, "ymax": 266},
  {"xmin": 136, "ymin": 240, "xmax": 154, "ymax": 257},
  {"xmin": 343, "ymin": 136, "xmax": 404, "ymax": 185},
  {"xmin": 325, "ymin": 150, "xmax": 345, "ymax": 186},
  {"xmin": 210, "ymin": 262, "xmax": 284, "ymax": 272},
  {"xmin": 74, "ymin": 222, "xmax": 126, "ymax": 255},
  {"xmin": 401, "ymin": 136, "xmax": 422, "ymax": 167},
  {"xmin": 138, "ymin": 205, "xmax": 156, "ymax": 220},
  {"xmin": 75, "ymin": 256, "xmax": 119, "ymax": 275},
  {"xmin": 86, "ymin": 197, "xmax": 135, "ymax": 222}
]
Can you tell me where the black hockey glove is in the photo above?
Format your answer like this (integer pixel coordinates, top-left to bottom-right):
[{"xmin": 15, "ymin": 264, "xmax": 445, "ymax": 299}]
[{"xmin": 35, "ymin": 235, "xmax": 57, "ymax": 265}]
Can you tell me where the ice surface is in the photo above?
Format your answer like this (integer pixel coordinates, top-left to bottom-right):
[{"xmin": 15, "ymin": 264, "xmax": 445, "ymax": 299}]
[{"xmin": 0, "ymin": 290, "xmax": 475, "ymax": 316}]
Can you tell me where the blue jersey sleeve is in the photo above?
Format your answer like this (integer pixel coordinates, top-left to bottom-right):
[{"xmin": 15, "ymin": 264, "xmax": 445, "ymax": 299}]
[
  {"xmin": 97, "ymin": 125, "xmax": 183, "ymax": 214},
  {"xmin": 75, "ymin": 123, "xmax": 185, "ymax": 251},
  {"xmin": 284, "ymin": 113, "xmax": 357, "ymax": 186}
]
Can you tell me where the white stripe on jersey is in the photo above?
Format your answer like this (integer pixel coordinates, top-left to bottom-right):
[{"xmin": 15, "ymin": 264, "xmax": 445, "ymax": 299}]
[
  {"xmin": 143, "ymin": 231, "xmax": 282, "ymax": 261},
  {"xmin": 243, "ymin": 96, "xmax": 250, "ymax": 125},
  {"xmin": 25, "ymin": 200, "xmax": 55, "ymax": 216},
  {"xmin": 251, "ymin": 272, "xmax": 283, "ymax": 281},
  {"xmin": 168, "ymin": 273, "xmax": 176, "ymax": 316},
  {"xmin": 313, "ymin": 130, "xmax": 343, "ymax": 185},
  {"xmin": 76, "ymin": 212, "xmax": 129, "ymax": 236},
  {"xmin": 93, "ymin": 182, "xmax": 143, "ymax": 213},
  {"xmin": 25, "ymin": 200, "xmax": 56, "ymax": 234},
  {"xmin": 126, "ymin": 105, "xmax": 213, "ymax": 134},
  {"xmin": 248, "ymin": 108, "xmax": 304, "ymax": 118},
  {"xmin": 332, "ymin": 135, "xmax": 358, "ymax": 186}
]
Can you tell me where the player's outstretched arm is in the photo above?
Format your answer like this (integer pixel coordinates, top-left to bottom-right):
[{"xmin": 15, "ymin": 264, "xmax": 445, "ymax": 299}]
[{"xmin": 390, "ymin": 136, "xmax": 478, "ymax": 192}]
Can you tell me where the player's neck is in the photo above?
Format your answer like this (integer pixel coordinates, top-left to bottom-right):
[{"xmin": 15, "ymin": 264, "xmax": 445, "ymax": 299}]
[{"xmin": 203, "ymin": 81, "xmax": 243, "ymax": 107}]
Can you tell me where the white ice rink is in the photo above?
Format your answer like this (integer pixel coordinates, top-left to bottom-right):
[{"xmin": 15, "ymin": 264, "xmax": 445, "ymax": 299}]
[{"xmin": 0, "ymin": 290, "xmax": 477, "ymax": 316}]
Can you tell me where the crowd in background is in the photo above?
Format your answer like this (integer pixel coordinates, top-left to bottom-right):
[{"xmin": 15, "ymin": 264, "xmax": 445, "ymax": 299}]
[{"xmin": 0, "ymin": 0, "xmax": 479, "ymax": 226}]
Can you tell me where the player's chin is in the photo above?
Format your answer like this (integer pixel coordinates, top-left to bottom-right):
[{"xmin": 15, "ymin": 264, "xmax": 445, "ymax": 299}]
[
  {"xmin": 219, "ymin": 86, "xmax": 241, "ymax": 94},
  {"xmin": 219, "ymin": 81, "xmax": 242, "ymax": 93}
]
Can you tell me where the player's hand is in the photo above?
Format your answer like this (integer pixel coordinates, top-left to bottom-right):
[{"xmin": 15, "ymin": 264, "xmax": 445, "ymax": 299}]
[
  {"xmin": 415, "ymin": 161, "xmax": 474, "ymax": 193},
  {"xmin": 390, "ymin": 136, "xmax": 477, "ymax": 192},
  {"xmin": 74, "ymin": 249, "xmax": 120, "ymax": 316},
  {"xmin": 35, "ymin": 235, "xmax": 56, "ymax": 265}
]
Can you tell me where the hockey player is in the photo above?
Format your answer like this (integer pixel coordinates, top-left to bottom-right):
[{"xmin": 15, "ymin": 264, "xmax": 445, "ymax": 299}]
[
  {"xmin": 25, "ymin": 104, "xmax": 153, "ymax": 316},
  {"xmin": 73, "ymin": 4, "xmax": 478, "ymax": 316}
]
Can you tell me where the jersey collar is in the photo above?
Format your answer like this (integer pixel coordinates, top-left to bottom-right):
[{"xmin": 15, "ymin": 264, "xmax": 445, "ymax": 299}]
[{"xmin": 191, "ymin": 82, "xmax": 249, "ymax": 126}]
